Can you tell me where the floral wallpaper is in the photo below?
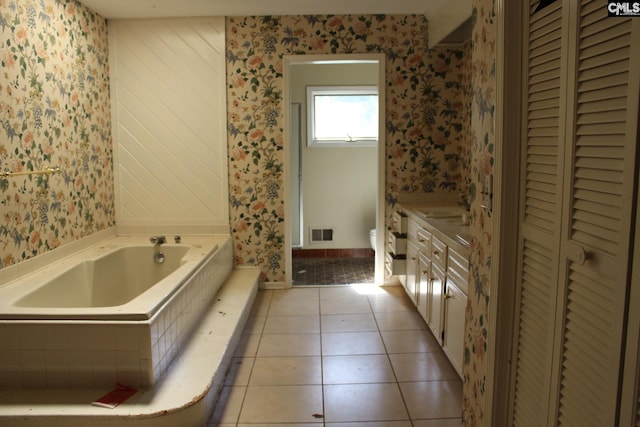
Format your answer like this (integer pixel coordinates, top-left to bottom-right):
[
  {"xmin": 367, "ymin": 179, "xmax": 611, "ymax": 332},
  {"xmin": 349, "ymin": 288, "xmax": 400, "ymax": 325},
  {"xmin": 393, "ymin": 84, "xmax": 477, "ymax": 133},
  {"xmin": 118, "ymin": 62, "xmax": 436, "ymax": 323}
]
[
  {"xmin": 463, "ymin": 0, "xmax": 496, "ymax": 425},
  {"xmin": 0, "ymin": 0, "xmax": 114, "ymax": 269},
  {"xmin": 226, "ymin": 15, "xmax": 469, "ymax": 283}
]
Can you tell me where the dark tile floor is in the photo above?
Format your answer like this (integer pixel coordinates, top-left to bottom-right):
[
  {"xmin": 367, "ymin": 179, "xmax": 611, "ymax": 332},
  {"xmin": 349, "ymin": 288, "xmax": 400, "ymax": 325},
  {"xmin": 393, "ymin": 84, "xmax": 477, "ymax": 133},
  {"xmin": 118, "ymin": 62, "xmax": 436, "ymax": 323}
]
[{"xmin": 292, "ymin": 257, "xmax": 375, "ymax": 286}]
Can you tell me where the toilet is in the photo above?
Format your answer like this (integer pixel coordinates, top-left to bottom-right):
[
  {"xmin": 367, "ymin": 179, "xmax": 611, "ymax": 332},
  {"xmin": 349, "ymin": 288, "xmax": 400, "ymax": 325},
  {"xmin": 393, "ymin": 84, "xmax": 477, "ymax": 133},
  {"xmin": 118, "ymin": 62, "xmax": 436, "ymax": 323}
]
[{"xmin": 369, "ymin": 229, "xmax": 376, "ymax": 251}]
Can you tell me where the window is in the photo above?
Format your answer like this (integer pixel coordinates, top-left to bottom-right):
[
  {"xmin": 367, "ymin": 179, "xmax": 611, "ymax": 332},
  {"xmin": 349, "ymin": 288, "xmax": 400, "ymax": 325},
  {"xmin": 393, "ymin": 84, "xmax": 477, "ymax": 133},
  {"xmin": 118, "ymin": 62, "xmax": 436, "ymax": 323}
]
[{"xmin": 307, "ymin": 86, "xmax": 378, "ymax": 147}]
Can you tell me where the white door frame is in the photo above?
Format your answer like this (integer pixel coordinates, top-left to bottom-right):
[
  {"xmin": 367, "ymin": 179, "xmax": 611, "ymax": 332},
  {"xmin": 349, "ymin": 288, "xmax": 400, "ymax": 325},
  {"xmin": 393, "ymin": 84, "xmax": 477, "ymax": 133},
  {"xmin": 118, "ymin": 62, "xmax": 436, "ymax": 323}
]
[
  {"xmin": 485, "ymin": 0, "xmax": 523, "ymax": 424},
  {"xmin": 282, "ymin": 53, "xmax": 387, "ymax": 288}
]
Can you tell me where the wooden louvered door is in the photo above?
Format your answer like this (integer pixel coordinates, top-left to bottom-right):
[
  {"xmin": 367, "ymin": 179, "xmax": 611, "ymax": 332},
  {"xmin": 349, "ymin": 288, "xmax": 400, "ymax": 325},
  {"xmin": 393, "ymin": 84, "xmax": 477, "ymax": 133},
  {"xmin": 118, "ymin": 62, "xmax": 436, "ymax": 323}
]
[
  {"xmin": 554, "ymin": 2, "xmax": 639, "ymax": 425},
  {"xmin": 510, "ymin": 1, "xmax": 640, "ymax": 425}
]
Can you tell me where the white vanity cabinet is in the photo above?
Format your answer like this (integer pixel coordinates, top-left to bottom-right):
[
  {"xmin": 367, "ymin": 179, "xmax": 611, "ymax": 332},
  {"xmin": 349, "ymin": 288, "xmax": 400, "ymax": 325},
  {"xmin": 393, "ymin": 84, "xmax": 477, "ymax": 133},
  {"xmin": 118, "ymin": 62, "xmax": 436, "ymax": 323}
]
[{"xmin": 398, "ymin": 204, "xmax": 470, "ymax": 378}]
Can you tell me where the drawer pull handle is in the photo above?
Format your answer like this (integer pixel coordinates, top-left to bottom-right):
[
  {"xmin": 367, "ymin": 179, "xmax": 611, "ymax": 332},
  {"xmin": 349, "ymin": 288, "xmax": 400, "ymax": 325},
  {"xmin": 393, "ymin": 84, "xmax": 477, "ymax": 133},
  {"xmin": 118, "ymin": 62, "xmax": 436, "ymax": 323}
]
[{"xmin": 422, "ymin": 270, "xmax": 429, "ymax": 275}]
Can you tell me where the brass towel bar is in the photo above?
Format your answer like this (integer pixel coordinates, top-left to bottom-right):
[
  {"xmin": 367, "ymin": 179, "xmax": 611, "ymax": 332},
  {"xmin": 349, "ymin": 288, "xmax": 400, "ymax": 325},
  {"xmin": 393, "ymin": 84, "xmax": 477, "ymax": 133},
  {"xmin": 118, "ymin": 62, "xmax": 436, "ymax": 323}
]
[{"xmin": 0, "ymin": 166, "xmax": 61, "ymax": 178}]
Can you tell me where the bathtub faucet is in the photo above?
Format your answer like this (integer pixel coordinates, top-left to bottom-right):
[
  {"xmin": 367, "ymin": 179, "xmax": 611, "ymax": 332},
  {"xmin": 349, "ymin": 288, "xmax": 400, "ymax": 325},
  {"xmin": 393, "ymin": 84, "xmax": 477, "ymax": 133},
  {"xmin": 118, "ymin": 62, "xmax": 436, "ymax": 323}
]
[{"xmin": 150, "ymin": 235, "xmax": 167, "ymax": 245}]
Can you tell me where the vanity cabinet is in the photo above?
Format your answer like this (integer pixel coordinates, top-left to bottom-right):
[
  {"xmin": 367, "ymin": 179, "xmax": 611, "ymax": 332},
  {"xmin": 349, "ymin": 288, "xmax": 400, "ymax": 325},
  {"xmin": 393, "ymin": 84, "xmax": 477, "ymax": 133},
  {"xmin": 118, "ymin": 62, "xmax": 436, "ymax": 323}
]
[{"xmin": 396, "ymin": 205, "xmax": 470, "ymax": 378}]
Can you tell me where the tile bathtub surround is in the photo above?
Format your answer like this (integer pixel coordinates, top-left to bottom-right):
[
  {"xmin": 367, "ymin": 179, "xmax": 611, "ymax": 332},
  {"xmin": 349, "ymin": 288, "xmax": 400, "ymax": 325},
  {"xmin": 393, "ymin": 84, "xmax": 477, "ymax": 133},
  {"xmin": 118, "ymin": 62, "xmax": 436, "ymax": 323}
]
[
  {"xmin": 208, "ymin": 285, "xmax": 462, "ymax": 426},
  {"xmin": 0, "ymin": 237, "xmax": 233, "ymax": 389}
]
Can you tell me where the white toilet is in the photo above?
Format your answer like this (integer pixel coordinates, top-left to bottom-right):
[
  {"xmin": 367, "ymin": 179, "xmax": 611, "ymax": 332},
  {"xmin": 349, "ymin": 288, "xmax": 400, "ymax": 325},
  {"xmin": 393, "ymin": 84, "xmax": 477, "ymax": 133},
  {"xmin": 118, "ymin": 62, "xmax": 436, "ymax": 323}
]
[{"xmin": 369, "ymin": 229, "xmax": 376, "ymax": 251}]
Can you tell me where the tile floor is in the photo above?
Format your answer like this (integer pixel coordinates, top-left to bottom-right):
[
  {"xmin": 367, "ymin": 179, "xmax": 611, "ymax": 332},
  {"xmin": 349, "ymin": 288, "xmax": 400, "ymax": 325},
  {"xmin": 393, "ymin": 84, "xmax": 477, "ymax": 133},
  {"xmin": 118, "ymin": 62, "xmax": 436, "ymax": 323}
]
[
  {"xmin": 208, "ymin": 284, "xmax": 462, "ymax": 426},
  {"xmin": 292, "ymin": 258, "xmax": 375, "ymax": 286}
]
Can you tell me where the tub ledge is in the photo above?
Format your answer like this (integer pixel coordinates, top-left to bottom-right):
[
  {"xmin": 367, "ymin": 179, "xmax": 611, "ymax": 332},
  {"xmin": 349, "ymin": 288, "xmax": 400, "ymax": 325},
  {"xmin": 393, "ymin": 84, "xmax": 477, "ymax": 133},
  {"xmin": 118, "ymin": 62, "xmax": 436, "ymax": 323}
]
[{"xmin": 0, "ymin": 267, "xmax": 261, "ymax": 427}]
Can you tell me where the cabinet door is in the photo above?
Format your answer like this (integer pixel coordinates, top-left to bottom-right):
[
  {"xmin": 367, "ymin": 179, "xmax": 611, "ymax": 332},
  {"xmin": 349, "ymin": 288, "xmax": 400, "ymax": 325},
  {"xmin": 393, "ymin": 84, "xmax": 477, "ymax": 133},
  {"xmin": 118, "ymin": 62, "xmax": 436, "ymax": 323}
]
[
  {"xmin": 443, "ymin": 282, "xmax": 466, "ymax": 378},
  {"xmin": 429, "ymin": 263, "xmax": 446, "ymax": 345},
  {"xmin": 404, "ymin": 241, "xmax": 419, "ymax": 305},
  {"xmin": 416, "ymin": 252, "xmax": 431, "ymax": 322}
]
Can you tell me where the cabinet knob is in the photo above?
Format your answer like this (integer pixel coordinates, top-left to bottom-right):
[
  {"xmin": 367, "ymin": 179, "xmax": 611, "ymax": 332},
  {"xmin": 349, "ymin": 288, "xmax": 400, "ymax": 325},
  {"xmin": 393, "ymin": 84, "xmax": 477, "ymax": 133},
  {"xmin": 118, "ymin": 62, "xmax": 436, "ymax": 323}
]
[
  {"xmin": 444, "ymin": 292, "xmax": 452, "ymax": 300},
  {"xmin": 433, "ymin": 250, "xmax": 440, "ymax": 256},
  {"xmin": 419, "ymin": 238, "xmax": 426, "ymax": 243},
  {"xmin": 422, "ymin": 270, "xmax": 429, "ymax": 275}
]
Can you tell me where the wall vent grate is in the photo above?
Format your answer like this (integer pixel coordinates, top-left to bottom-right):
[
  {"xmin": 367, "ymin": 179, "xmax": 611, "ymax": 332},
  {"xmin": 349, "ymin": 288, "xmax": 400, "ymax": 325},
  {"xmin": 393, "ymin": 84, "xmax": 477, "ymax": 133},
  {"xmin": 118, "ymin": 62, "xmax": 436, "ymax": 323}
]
[{"xmin": 310, "ymin": 228, "xmax": 334, "ymax": 243}]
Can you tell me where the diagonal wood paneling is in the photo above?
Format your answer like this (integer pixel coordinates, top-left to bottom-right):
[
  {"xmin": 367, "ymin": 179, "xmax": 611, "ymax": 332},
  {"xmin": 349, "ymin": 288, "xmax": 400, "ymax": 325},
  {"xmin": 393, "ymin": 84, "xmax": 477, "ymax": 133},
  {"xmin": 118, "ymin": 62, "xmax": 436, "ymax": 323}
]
[{"xmin": 109, "ymin": 17, "xmax": 228, "ymax": 228}]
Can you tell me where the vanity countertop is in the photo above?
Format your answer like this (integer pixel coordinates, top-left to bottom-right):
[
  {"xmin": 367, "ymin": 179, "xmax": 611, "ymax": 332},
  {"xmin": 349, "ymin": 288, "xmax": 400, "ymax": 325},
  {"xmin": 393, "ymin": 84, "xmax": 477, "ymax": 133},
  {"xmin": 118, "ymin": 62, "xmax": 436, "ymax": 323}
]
[{"xmin": 397, "ymin": 203, "xmax": 471, "ymax": 256}]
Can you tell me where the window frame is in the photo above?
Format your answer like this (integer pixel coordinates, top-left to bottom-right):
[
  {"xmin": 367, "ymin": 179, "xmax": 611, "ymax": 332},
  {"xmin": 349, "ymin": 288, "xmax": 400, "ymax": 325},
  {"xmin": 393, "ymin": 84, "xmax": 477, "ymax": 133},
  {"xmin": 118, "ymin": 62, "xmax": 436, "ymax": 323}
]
[{"xmin": 306, "ymin": 85, "xmax": 379, "ymax": 148}]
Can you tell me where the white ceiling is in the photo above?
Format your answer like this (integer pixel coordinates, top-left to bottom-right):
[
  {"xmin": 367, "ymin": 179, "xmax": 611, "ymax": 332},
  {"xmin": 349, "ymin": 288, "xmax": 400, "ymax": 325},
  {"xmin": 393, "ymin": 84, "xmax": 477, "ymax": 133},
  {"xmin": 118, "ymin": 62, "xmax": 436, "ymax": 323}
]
[{"xmin": 76, "ymin": 0, "xmax": 440, "ymax": 20}]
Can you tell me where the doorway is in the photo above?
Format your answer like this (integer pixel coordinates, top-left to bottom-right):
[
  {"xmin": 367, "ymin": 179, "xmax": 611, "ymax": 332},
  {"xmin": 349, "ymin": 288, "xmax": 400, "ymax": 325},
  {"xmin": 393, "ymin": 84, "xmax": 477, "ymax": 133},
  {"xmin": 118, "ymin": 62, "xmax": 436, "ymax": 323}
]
[{"xmin": 283, "ymin": 54, "xmax": 386, "ymax": 288}]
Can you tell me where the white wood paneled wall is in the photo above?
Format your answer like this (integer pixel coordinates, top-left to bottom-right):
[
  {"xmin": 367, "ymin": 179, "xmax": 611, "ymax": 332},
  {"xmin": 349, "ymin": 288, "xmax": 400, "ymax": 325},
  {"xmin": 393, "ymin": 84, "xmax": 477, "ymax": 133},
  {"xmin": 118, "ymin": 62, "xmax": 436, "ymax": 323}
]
[{"xmin": 109, "ymin": 17, "xmax": 228, "ymax": 232}]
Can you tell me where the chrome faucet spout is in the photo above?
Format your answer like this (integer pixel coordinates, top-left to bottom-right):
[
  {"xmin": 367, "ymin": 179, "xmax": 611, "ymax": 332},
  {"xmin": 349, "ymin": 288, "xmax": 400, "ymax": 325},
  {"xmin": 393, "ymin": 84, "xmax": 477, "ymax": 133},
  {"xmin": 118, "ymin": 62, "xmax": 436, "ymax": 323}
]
[{"xmin": 150, "ymin": 235, "xmax": 167, "ymax": 245}]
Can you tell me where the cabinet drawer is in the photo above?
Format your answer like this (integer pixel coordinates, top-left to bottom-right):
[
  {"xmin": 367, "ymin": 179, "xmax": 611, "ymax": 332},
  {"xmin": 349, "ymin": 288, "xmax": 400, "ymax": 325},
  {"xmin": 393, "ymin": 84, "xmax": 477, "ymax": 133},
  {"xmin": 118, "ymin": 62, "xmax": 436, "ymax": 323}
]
[
  {"xmin": 391, "ymin": 211, "xmax": 408, "ymax": 234},
  {"xmin": 385, "ymin": 251, "xmax": 406, "ymax": 276},
  {"xmin": 447, "ymin": 248, "xmax": 469, "ymax": 275},
  {"xmin": 387, "ymin": 231, "xmax": 407, "ymax": 255},
  {"xmin": 447, "ymin": 264, "xmax": 468, "ymax": 296},
  {"xmin": 431, "ymin": 236, "xmax": 447, "ymax": 270},
  {"xmin": 416, "ymin": 226, "xmax": 431, "ymax": 253}
]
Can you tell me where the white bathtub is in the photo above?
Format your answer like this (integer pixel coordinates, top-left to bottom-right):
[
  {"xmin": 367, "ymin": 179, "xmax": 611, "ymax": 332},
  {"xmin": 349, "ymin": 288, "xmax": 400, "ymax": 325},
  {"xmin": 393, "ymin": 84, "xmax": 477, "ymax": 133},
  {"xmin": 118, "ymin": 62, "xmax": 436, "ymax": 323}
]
[{"xmin": 0, "ymin": 234, "xmax": 232, "ymax": 389}]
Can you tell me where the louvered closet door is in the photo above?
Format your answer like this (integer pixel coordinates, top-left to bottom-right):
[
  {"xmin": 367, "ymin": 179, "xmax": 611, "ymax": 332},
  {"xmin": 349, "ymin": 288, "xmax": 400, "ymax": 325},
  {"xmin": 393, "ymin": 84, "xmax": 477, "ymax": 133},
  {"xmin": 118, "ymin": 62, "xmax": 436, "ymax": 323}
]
[
  {"xmin": 511, "ymin": 0, "xmax": 640, "ymax": 425},
  {"xmin": 554, "ymin": 2, "xmax": 639, "ymax": 426},
  {"xmin": 509, "ymin": 1, "xmax": 567, "ymax": 425}
]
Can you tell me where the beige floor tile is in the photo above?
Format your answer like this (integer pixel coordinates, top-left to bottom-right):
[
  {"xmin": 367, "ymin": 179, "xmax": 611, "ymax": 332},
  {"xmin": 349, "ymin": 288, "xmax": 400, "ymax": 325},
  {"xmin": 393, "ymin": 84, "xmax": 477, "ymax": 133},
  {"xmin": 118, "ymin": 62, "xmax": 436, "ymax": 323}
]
[
  {"xmin": 399, "ymin": 380, "xmax": 463, "ymax": 420},
  {"xmin": 368, "ymin": 295, "xmax": 415, "ymax": 313},
  {"xmin": 272, "ymin": 287, "xmax": 319, "ymax": 302},
  {"xmin": 234, "ymin": 333, "xmax": 262, "ymax": 357},
  {"xmin": 258, "ymin": 334, "xmax": 321, "ymax": 357},
  {"xmin": 242, "ymin": 315, "xmax": 266, "ymax": 334},
  {"xmin": 321, "ymin": 313, "xmax": 378, "ymax": 333},
  {"xmin": 263, "ymin": 315, "xmax": 320, "ymax": 334},
  {"xmin": 250, "ymin": 290, "xmax": 273, "ymax": 316},
  {"xmin": 208, "ymin": 386, "xmax": 246, "ymax": 424},
  {"xmin": 323, "ymin": 354, "xmax": 396, "ymax": 384},
  {"xmin": 320, "ymin": 296, "xmax": 372, "ymax": 315},
  {"xmin": 323, "ymin": 383, "xmax": 409, "ymax": 422},
  {"xmin": 389, "ymin": 352, "xmax": 460, "ymax": 382},
  {"xmin": 224, "ymin": 357, "xmax": 255, "ymax": 386},
  {"xmin": 374, "ymin": 311, "xmax": 427, "ymax": 331},
  {"xmin": 413, "ymin": 419, "xmax": 463, "ymax": 426},
  {"xmin": 326, "ymin": 422, "xmax": 412, "ymax": 427},
  {"xmin": 239, "ymin": 385, "xmax": 323, "ymax": 424},
  {"xmin": 269, "ymin": 298, "xmax": 320, "ymax": 316},
  {"xmin": 250, "ymin": 356, "xmax": 322, "ymax": 385},
  {"xmin": 319, "ymin": 286, "xmax": 363, "ymax": 299},
  {"xmin": 380, "ymin": 330, "xmax": 441, "ymax": 353},
  {"xmin": 321, "ymin": 332, "xmax": 385, "ymax": 355}
]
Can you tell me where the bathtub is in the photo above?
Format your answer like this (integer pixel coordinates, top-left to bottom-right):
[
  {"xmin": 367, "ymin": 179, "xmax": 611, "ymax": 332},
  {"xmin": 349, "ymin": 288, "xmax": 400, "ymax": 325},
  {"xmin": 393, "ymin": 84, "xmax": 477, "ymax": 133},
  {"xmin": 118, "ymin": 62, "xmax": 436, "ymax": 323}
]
[{"xmin": 0, "ymin": 234, "xmax": 232, "ymax": 389}]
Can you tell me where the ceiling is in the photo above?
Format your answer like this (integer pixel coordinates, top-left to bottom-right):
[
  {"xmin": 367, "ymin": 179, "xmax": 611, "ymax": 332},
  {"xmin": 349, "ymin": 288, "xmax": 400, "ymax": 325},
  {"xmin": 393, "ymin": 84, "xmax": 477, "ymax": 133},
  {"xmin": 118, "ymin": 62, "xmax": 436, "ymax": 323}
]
[
  {"xmin": 76, "ymin": 0, "xmax": 439, "ymax": 20},
  {"xmin": 76, "ymin": 0, "xmax": 471, "ymax": 47}
]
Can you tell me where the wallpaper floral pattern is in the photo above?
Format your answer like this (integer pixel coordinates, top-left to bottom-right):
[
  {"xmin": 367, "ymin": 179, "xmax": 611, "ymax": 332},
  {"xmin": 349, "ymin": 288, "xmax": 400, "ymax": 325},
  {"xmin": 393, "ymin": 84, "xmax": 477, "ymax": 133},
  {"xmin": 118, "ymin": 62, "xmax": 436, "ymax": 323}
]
[
  {"xmin": 0, "ymin": 0, "xmax": 114, "ymax": 269},
  {"xmin": 226, "ymin": 15, "xmax": 469, "ymax": 283},
  {"xmin": 463, "ymin": 0, "xmax": 496, "ymax": 425}
]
